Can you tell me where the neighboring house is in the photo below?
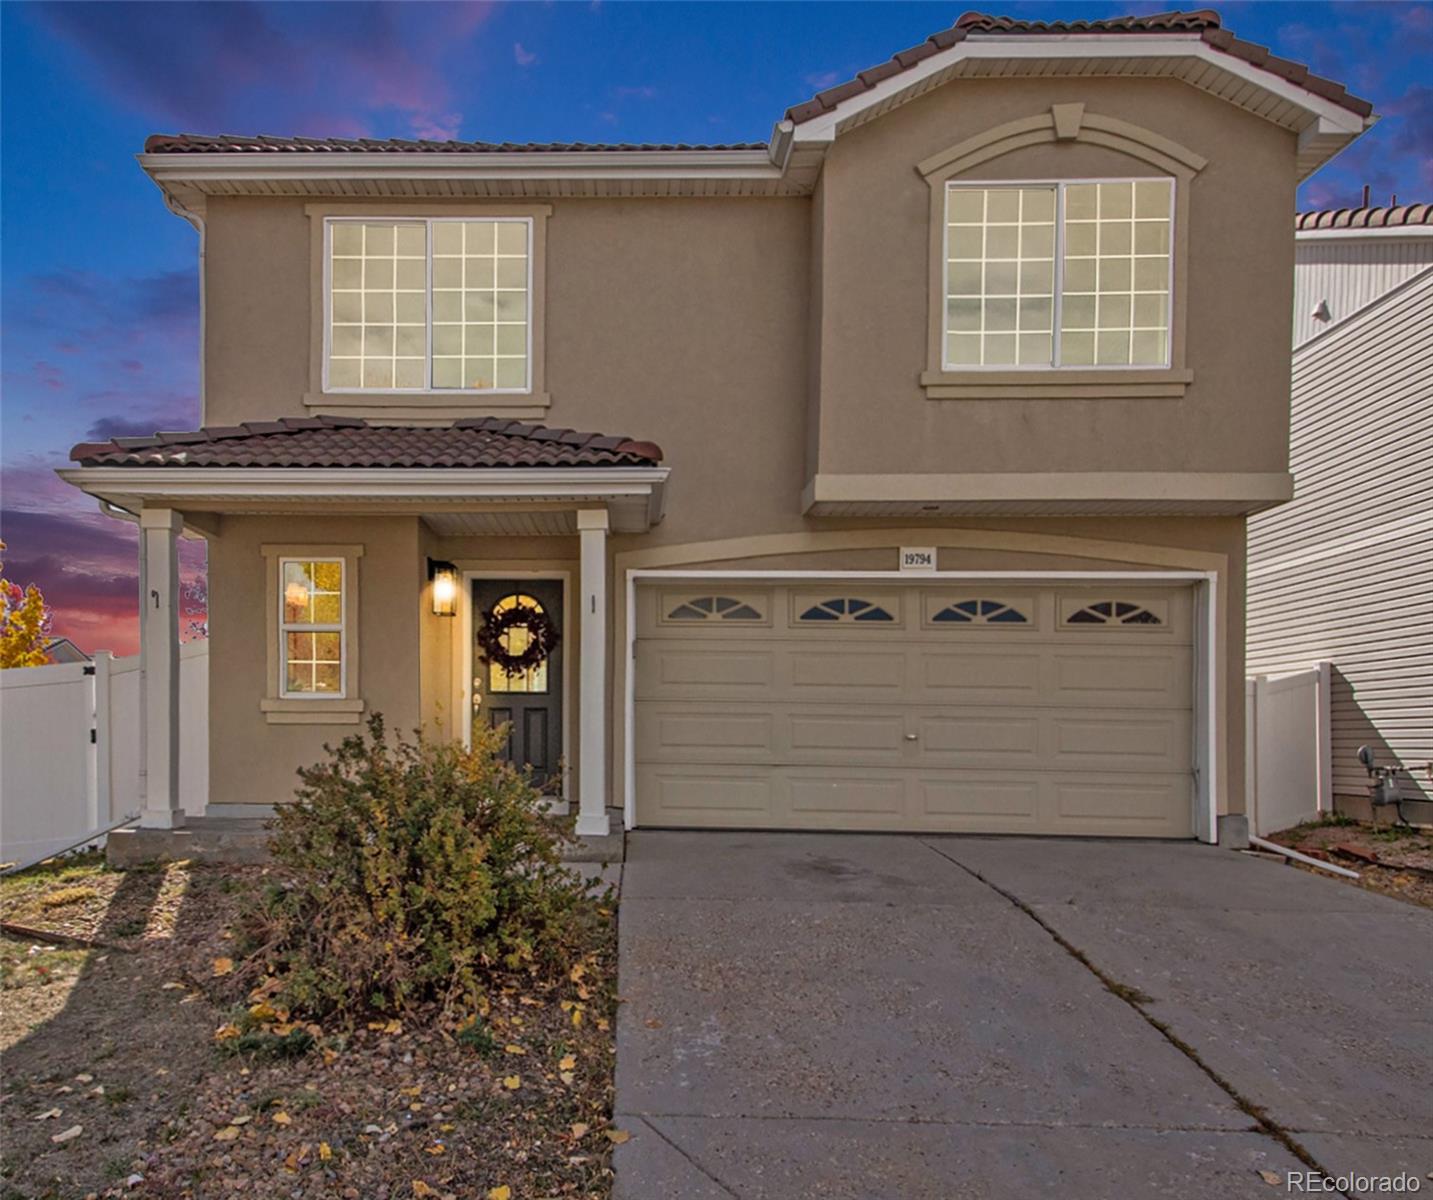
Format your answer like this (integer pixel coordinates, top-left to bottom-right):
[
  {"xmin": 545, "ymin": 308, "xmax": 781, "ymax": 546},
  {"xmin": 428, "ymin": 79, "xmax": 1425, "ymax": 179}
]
[
  {"xmin": 59, "ymin": 11, "xmax": 1375, "ymax": 846},
  {"xmin": 43, "ymin": 638, "xmax": 91, "ymax": 665},
  {"xmin": 1248, "ymin": 205, "xmax": 1433, "ymax": 821}
]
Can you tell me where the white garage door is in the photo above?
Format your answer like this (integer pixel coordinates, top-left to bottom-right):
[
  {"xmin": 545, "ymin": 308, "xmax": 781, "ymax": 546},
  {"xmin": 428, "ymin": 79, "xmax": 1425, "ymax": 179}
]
[{"xmin": 634, "ymin": 582, "xmax": 1195, "ymax": 837}]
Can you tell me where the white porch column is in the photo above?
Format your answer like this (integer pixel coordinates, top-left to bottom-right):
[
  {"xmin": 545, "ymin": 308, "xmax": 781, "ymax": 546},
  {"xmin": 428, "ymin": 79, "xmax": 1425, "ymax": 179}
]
[
  {"xmin": 576, "ymin": 509, "xmax": 610, "ymax": 838},
  {"xmin": 138, "ymin": 508, "xmax": 184, "ymax": 829}
]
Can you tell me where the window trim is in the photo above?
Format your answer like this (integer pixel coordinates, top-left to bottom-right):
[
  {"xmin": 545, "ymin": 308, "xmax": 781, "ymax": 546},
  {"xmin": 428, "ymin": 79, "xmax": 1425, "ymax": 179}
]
[
  {"xmin": 278, "ymin": 556, "xmax": 348, "ymax": 699},
  {"xmin": 304, "ymin": 203, "xmax": 552, "ymax": 415},
  {"xmin": 322, "ymin": 215, "xmax": 534, "ymax": 397},
  {"xmin": 918, "ymin": 107, "xmax": 1201, "ymax": 401},
  {"xmin": 260, "ymin": 543, "xmax": 365, "ymax": 724},
  {"xmin": 939, "ymin": 177, "xmax": 1176, "ymax": 373}
]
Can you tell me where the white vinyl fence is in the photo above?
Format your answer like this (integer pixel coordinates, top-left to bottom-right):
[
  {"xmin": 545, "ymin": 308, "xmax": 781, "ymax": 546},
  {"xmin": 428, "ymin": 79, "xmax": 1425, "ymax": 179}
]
[
  {"xmin": 0, "ymin": 643, "xmax": 207, "ymax": 863},
  {"xmin": 1245, "ymin": 662, "xmax": 1332, "ymax": 837}
]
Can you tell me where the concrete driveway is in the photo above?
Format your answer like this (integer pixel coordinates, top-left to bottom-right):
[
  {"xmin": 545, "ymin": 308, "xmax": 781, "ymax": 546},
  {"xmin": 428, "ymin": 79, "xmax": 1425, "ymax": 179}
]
[{"xmin": 613, "ymin": 832, "xmax": 1433, "ymax": 1200}]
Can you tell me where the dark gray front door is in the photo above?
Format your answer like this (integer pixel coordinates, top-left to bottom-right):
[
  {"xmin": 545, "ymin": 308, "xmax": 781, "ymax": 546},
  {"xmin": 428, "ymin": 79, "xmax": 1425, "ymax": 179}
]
[{"xmin": 473, "ymin": 578, "xmax": 563, "ymax": 790}]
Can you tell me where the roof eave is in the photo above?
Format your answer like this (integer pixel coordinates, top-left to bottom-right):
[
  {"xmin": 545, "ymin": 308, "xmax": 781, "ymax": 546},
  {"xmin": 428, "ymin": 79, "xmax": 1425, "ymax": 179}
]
[
  {"xmin": 785, "ymin": 36, "xmax": 1373, "ymax": 181},
  {"xmin": 138, "ymin": 145, "xmax": 790, "ymax": 196},
  {"xmin": 58, "ymin": 464, "xmax": 672, "ymax": 533}
]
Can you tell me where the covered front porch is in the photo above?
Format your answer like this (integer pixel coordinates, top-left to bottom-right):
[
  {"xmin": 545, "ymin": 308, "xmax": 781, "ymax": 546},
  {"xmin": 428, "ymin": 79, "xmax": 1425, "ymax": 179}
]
[{"xmin": 59, "ymin": 415, "xmax": 669, "ymax": 860}]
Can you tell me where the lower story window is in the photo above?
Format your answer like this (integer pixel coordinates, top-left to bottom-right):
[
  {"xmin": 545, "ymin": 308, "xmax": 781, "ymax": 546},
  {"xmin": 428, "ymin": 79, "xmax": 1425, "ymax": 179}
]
[{"xmin": 280, "ymin": 558, "xmax": 345, "ymax": 696}]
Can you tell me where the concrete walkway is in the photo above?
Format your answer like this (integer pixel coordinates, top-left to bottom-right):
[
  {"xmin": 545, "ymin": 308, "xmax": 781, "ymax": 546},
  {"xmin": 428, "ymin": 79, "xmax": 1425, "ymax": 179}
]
[{"xmin": 613, "ymin": 832, "xmax": 1433, "ymax": 1199}]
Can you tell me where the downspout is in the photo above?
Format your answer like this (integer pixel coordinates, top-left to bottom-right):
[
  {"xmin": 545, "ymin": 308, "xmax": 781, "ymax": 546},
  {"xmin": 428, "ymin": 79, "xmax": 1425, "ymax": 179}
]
[{"xmin": 162, "ymin": 188, "xmax": 207, "ymax": 423}]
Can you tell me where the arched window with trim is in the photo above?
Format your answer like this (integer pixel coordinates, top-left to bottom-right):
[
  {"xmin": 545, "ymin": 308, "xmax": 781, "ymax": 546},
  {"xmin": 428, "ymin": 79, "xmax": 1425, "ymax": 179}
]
[
  {"xmin": 667, "ymin": 596, "xmax": 763, "ymax": 621},
  {"xmin": 487, "ymin": 593, "xmax": 551, "ymax": 692},
  {"xmin": 932, "ymin": 599, "xmax": 1028, "ymax": 624},
  {"xmin": 1066, "ymin": 600, "xmax": 1163, "ymax": 626},
  {"xmin": 798, "ymin": 598, "xmax": 895, "ymax": 623}
]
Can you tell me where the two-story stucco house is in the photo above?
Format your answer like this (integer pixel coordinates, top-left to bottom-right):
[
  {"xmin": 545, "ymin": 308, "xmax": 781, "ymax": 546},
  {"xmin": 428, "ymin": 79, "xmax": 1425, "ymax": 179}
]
[{"xmin": 60, "ymin": 11, "xmax": 1375, "ymax": 849}]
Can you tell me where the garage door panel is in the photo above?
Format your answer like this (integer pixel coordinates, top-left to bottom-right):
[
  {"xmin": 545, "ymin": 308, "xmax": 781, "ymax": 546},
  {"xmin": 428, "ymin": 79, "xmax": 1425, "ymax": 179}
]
[
  {"xmin": 1055, "ymin": 777, "xmax": 1191, "ymax": 834},
  {"xmin": 638, "ymin": 711, "xmax": 775, "ymax": 756},
  {"xmin": 1052, "ymin": 713, "xmax": 1191, "ymax": 771},
  {"xmin": 788, "ymin": 650, "xmax": 906, "ymax": 691},
  {"xmin": 916, "ymin": 714, "xmax": 1042, "ymax": 760},
  {"xmin": 638, "ymin": 768, "xmax": 773, "ymax": 823},
  {"xmin": 919, "ymin": 776, "xmax": 1040, "ymax": 823},
  {"xmin": 923, "ymin": 651, "xmax": 1043, "ymax": 698},
  {"xmin": 790, "ymin": 777, "xmax": 905, "ymax": 819},
  {"xmin": 789, "ymin": 713, "xmax": 904, "ymax": 753},
  {"xmin": 1051, "ymin": 649, "xmax": 1191, "ymax": 706},
  {"xmin": 642, "ymin": 647, "xmax": 774, "ymax": 695}
]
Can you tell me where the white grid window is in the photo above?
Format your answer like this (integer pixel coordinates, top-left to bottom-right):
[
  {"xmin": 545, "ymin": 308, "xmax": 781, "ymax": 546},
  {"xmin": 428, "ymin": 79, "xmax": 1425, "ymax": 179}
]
[
  {"xmin": 326, "ymin": 217, "xmax": 532, "ymax": 392},
  {"xmin": 280, "ymin": 559, "xmax": 345, "ymax": 697},
  {"xmin": 944, "ymin": 179, "xmax": 1173, "ymax": 369},
  {"xmin": 945, "ymin": 186, "xmax": 1056, "ymax": 367}
]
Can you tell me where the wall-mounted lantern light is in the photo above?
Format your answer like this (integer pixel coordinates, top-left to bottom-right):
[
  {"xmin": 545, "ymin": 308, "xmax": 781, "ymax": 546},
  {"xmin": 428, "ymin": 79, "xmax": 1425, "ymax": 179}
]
[{"xmin": 428, "ymin": 559, "xmax": 458, "ymax": 617}]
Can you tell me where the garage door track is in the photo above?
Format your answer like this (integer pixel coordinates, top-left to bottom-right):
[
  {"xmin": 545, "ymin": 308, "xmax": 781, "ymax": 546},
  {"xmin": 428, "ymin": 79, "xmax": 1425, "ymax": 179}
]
[{"xmin": 613, "ymin": 832, "xmax": 1433, "ymax": 1199}]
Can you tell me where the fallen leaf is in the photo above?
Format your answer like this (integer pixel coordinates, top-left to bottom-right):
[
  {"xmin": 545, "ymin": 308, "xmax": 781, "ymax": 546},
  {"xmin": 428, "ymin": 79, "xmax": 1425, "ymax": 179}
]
[
  {"xmin": 214, "ymin": 1126, "xmax": 241, "ymax": 1142},
  {"xmin": 74, "ymin": 1074, "xmax": 94, "ymax": 1083},
  {"xmin": 412, "ymin": 1182, "xmax": 438, "ymax": 1198},
  {"xmin": 161, "ymin": 981, "xmax": 186, "ymax": 990},
  {"xmin": 558, "ymin": 1054, "xmax": 576, "ymax": 1070},
  {"xmin": 425, "ymin": 1143, "xmax": 445, "ymax": 1155},
  {"xmin": 570, "ymin": 964, "xmax": 586, "ymax": 983},
  {"xmin": 400, "ymin": 1086, "xmax": 422, "ymax": 1098},
  {"xmin": 1258, "ymin": 1171, "xmax": 1282, "ymax": 1187},
  {"xmin": 319, "ymin": 1142, "xmax": 332, "ymax": 1161},
  {"xmin": 570, "ymin": 1122, "xmax": 589, "ymax": 1140},
  {"xmin": 229, "ymin": 1115, "xmax": 252, "ymax": 1126},
  {"xmin": 606, "ymin": 1129, "xmax": 631, "ymax": 1145},
  {"xmin": 272, "ymin": 1111, "xmax": 292, "ymax": 1125},
  {"xmin": 502, "ymin": 1075, "xmax": 521, "ymax": 1090},
  {"xmin": 50, "ymin": 1125, "xmax": 83, "ymax": 1144},
  {"xmin": 214, "ymin": 1024, "xmax": 241, "ymax": 1042},
  {"xmin": 212, "ymin": 957, "xmax": 234, "ymax": 976},
  {"xmin": 559, "ymin": 1072, "xmax": 575, "ymax": 1086},
  {"xmin": 596, "ymin": 1018, "xmax": 610, "ymax": 1032},
  {"xmin": 571, "ymin": 1008, "xmax": 583, "ymax": 1028},
  {"xmin": 504, "ymin": 1044, "xmax": 526, "ymax": 1055},
  {"xmin": 488, "ymin": 1187, "xmax": 512, "ymax": 1200},
  {"xmin": 643, "ymin": 1018, "xmax": 662, "ymax": 1029},
  {"xmin": 384, "ymin": 1019, "xmax": 403, "ymax": 1035},
  {"xmin": 33, "ymin": 1108, "xmax": 62, "ymax": 1121}
]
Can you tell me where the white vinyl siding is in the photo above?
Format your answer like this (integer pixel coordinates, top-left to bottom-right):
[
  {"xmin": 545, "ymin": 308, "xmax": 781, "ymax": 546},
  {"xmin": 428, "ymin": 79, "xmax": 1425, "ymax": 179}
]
[
  {"xmin": 1248, "ymin": 267, "xmax": 1433, "ymax": 805},
  {"xmin": 1293, "ymin": 236, "xmax": 1433, "ymax": 348}
]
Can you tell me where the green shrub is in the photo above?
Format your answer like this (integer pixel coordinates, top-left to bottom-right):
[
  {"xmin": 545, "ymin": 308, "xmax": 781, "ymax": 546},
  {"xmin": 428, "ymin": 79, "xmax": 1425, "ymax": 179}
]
[{"xmin": 243, "ymin": 716, "xmax": 596, "ymax": 1020}]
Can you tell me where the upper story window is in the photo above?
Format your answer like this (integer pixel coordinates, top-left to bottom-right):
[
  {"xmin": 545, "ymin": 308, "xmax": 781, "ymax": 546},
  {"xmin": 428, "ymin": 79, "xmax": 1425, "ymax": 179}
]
[
  {"xmin": 326, "ymin": 217, "xmax": 531, "ymax": 393},
  {"xmin": 944, "ymin": 180, "xmax": 1173, "ymax": 370}
]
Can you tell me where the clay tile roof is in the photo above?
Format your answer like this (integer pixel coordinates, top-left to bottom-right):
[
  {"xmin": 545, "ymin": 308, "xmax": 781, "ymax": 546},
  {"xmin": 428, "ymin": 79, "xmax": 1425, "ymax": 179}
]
[
  {"xmin": 143, "ymin": 133, "xmax": 765, "ymax": 154},
  {"xmin": 1295, "ymin": 203, "xmax": 1433, "ymax": 231},
  {"xmin": 784, "ymin": 9, "xmax": 1372, "ymax": 126},
  {"xmin": 69, "ymin": 415, "xmax": 663, "ymax": 469}
]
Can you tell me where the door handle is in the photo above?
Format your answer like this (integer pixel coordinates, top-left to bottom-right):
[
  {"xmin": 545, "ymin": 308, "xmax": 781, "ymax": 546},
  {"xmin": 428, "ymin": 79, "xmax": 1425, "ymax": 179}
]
[{"xmin": 904, "ymin": 733, "xmax": 919, "ymax": 741}]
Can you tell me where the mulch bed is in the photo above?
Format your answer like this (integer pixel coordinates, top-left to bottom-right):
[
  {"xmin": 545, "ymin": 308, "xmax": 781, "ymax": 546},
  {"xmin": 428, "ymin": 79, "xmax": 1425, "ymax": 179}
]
[
  {"xmin": 1, "ymin": 857, "xmax": 620, "ymax": 1200},
  {"xmin": 1266, "ymin": 817, "xmax": 1433, "ymax": 909}
]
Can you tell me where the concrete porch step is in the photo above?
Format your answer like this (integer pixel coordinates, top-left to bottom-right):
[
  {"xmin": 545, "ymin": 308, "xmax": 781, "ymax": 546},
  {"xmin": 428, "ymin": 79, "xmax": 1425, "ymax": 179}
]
[
  {"xmin": 107, "ymin": 809, "xmax": 626, "ymax": 868},
  {"xmin": 107, "ymin": 817, "xmax": 272, "ymax": 868}
]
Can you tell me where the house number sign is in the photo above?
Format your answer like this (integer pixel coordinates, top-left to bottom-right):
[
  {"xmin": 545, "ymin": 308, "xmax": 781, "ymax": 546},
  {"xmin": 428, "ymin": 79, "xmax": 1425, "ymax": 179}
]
[{"xmin": 900, "ymin": 547, "xmax": 937, "ymax": 572}]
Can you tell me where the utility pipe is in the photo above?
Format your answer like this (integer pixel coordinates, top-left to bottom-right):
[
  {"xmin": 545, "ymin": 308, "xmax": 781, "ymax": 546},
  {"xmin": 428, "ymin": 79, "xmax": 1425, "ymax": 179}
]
[{"xmin": 1248, "ymin": 834, "xmax": 1361, "ymax": 880}]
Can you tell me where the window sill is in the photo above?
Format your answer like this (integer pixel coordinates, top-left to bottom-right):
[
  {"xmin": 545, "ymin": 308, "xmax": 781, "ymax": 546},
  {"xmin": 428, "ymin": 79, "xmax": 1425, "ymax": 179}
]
[
  {"xmin": 260, "ymin": 697, "xmax": 366, "ymax": 725},
  {"xmin": 920, "ymin": 368, "xmax": 1193, "ymax": 400},
  {"xmin": 303, "ymin": 391, "xmax": 550, "ymax": 411}
]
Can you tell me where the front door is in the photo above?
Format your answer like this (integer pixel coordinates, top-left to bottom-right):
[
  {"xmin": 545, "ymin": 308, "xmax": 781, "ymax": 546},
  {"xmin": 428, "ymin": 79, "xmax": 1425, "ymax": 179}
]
[{"xmin": 472, "ymin": 578, "xmax": 564, "ymax": 791}]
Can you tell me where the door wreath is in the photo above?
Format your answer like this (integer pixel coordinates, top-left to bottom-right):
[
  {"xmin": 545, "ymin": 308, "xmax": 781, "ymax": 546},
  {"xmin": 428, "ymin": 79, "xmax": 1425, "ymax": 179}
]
[{"xmin": 478, "ymin": 600, "xmax": 560, "ymax": 676}]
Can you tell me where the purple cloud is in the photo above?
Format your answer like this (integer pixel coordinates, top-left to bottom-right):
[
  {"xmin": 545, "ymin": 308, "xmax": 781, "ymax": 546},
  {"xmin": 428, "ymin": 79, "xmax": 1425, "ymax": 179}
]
[{"xmin": 30, "ymin": 1, "xmax": 496, "ymax": 142}]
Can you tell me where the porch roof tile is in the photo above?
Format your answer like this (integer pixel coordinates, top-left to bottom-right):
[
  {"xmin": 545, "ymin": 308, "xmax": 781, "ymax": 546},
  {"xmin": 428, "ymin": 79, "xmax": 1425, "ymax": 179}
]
[{"xmin": 70, "ymin": 415, "xmax": 663, "ymax": 469}]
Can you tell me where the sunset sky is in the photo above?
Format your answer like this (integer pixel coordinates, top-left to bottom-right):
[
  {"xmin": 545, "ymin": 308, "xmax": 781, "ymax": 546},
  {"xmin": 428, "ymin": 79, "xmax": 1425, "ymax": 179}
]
[{"xmin": 2, "ymin": 1, "xmax": 1429, "ymax": 657}]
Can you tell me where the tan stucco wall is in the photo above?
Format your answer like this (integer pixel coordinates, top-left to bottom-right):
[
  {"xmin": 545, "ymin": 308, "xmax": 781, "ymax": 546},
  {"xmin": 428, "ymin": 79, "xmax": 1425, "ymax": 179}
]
[
  {"xmin": 812, "ymin": 76, "xmax": 1297, "ymax": 479},
  {"xmin": 611, "ymin": 516, "xmax": 1248, "ymax": 820},
  {"xmin": 191, "ymin": 71, "xmax": 1290, "ymax": 823},
  {"xmin": 207, "ymin": 516, "xmax": 422, "ymax": 809}
]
